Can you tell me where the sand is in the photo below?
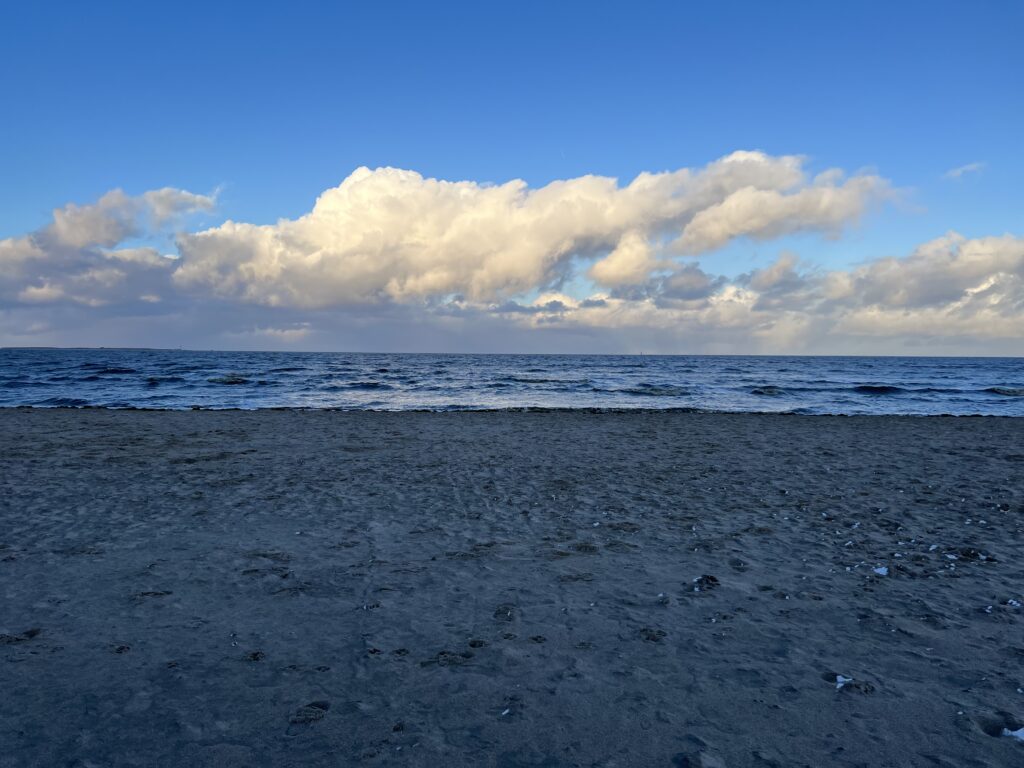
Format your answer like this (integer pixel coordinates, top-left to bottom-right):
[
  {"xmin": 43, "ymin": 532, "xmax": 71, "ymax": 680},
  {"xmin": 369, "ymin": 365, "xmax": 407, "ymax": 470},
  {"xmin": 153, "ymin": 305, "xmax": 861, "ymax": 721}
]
[{"xmin": 1, "ymin": 409, "xmax": 1023, "ymax": 767}]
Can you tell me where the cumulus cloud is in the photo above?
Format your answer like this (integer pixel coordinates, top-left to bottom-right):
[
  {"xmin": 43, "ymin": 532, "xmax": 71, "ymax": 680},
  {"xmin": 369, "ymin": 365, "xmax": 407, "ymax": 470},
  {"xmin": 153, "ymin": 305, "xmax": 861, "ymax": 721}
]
[
  {"xmin": 173, "ymin": 152, "xmax": 888, "ymax": 305},
  {"xmin": 670, "ymin": 172, "xmax": 883, "ymax": 254},
  {"xmin": 485, "ymin": 232, "xmax": 1024, "ymax": 352},
  {"xmin": 0, "ymin": 187, "xmax": 214, "ymax": 307},
  {"xmin": 5, "ymin": 154, "xmax": 1024, "ymax": 354},
  {"xmin": 589, "ymin": 230, "xmax": 664, "ymax": 286}
]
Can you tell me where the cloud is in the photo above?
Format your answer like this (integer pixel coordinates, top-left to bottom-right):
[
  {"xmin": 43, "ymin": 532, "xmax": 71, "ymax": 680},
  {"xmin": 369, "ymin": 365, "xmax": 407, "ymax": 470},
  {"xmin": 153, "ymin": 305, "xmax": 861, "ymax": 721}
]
[
  {"xmin": 225, "ymin": 323, "xmax": 313, "ymax": 342},
  {"xmin": 4, "ymin": 155, "xmax": 1024, "ymax": 354},
  {"xmin": 589, "ymin": 230, "xmax": 664, "ymax": 286},
  {"xmin": 670, "ymin": 172, "xmax": 883, "ymax": 254},
  {"xmin": 943, "ymin": 162, "xmax": 985, "ymax": 179},
  {"xmin": 0, "ymin": 187, "xmax": 215, "ymax": 307},
  {"xmin": 173, "ymin": 152, "xmax": 888, "ymax": 305},
  {"xmin": 484, "ymin": 232, "xmax": 1024, "ymax": 352},
  {"xmin": 824, "ymin": 232, "xmax": 1024, "ymax": 310}
]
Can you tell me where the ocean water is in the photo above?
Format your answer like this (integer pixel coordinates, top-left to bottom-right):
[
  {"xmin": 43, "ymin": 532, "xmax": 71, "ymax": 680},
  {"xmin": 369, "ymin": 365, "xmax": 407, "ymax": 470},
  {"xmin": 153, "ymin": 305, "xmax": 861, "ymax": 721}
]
[{"xmin": 1, "ymin": 348, "xmax": 1022, "ymax": 415}]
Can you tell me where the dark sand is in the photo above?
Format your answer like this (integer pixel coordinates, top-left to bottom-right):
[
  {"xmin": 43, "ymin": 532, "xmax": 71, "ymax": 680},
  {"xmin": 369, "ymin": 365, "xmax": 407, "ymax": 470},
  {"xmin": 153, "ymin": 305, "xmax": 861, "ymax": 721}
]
[{"xmin": 2, "ymin": 409, "xmax": 1023, "ymax": 767}]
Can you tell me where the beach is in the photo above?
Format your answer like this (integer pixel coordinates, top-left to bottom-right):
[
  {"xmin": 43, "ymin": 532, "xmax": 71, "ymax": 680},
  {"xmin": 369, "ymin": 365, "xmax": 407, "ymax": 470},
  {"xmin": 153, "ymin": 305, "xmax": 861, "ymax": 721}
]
[{"xmin": 2, "ymin": 408, "xmax": 1023, "ymax": 767}]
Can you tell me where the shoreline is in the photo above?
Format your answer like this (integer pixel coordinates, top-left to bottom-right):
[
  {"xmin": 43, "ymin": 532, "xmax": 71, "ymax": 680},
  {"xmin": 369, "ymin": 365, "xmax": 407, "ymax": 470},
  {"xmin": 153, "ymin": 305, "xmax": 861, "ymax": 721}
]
[{"xmin": 2, "ymin": 405, "xmax": 1020, "ymax": 417}]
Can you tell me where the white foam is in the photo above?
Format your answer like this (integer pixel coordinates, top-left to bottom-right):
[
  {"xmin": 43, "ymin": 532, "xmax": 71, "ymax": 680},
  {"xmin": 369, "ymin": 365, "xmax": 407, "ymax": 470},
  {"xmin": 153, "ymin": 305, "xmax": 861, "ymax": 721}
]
[{"xmin": 873, "ymin": 566, "xmax": 889, "ymax": 576}]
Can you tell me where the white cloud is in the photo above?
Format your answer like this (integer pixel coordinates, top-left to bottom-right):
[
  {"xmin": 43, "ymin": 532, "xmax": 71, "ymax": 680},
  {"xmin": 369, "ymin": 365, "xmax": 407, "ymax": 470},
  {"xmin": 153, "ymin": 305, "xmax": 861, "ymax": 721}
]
[
  {"xmin": 589, "ymin": 230, "xmax": 665, "ymax": 286},
  {"xmin": 831, "ymin": 232, "xmax": 1024, "ymax": 310},
  {"xmin": 225, "ymin": 323, "xmax": 313, "ymax": 342},
  {"xmin": 49, "ymin": 188, "xmax": 213, "ymax": 248},
  {"xmin": 4, "ymin": 156, "xmax": 1024, "ymax": 354},
  {"xmin": 943, "ymin": 162, "xmax": 985, "ymax": 179},
  {"xmin": 670, "ymin": 173, "xmax": 883, "ymax": 254},
  {"xmin": 174, "ymin": 152, "xmax": 888, "ymax": 305},
  {"xmin": 485, "ymin": 232, "xmax": 1024, "ymax": 352},
  {"xmin": 0, "ymin": 187, "xmax": 214, "ymax": 308},
  {"xmin": 18, "ymin": 282, "xmax": 64, "ymax": 303}
]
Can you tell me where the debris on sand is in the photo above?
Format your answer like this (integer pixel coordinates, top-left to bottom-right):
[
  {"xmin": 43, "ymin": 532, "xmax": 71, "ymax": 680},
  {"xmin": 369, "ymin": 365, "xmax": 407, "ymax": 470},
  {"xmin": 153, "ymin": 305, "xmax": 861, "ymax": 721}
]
[{"xmin": 692, "ymin": 575, "xmax": 720, "ymax": 592}]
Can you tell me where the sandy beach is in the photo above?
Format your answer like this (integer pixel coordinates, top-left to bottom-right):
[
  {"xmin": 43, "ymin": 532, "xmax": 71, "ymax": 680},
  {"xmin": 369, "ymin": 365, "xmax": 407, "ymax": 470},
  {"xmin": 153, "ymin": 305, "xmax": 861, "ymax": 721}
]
[{"xmin": 1, "ymin": 408, "xmax": 1023, "ymax": 767}]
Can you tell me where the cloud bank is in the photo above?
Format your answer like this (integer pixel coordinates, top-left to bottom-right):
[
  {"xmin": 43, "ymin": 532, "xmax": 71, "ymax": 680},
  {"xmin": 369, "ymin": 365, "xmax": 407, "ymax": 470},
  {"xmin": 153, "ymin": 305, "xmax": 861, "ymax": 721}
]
[
  {"xmin": 173, "ymin": 151, "xmax": 885, "ymax": 305},
  {"xmin": 1, "ymin": 151, "xmax": 1022, "ymax": 354}
]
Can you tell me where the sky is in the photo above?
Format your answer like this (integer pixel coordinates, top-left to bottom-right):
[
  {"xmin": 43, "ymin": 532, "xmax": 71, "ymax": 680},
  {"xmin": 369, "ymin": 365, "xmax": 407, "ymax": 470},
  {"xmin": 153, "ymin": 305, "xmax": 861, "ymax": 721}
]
[{"xmin": 1, "ymin": 0, "xmax": 1022, "ymax": 354}]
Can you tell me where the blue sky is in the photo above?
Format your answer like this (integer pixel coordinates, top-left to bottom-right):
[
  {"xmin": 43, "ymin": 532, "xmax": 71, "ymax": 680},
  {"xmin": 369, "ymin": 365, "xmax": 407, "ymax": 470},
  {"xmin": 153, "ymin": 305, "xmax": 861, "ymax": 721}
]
[{"xmin": 1, "ymin": 1, "xmax": 1022, "ymax": 353}]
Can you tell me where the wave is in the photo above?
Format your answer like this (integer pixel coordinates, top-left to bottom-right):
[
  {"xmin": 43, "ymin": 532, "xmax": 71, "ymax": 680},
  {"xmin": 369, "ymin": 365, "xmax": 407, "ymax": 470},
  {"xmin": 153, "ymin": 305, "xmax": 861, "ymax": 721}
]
[
  {"xmin": 78, "ymin": 364, "xmax": 137, "ymax": 374},
  {"xmin": 323, "ymin": 381, "xmax": 393, "ymax": 391},
  {"xmin": 497, "ymin": 376, "xmax": 591, "ymax": 385},
  {"xmin": 145, "ymin": 376, "xmax": 186, "ymax": 386},
  {"xmin": 33, "ymin": 397, "xmax": 91, "ymax": 407},
  {"xmin": 985, "ymin": 386, "xmax": 1024, "ymax": 397},
  {"xmin": 3, "ymin": 351, "xmax": 1021, "ymax": 415},
  {"xmin": 614, "ymin": 383, "xmax": 691, "ymax": 397}
]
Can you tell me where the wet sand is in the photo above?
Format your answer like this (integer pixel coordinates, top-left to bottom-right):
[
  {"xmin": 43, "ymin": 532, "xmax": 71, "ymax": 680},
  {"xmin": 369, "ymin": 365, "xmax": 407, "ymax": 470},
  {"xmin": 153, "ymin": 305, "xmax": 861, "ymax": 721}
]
[{"xmin": 2, "ymin": 409, "xmax": 1023, "ymax": 767}]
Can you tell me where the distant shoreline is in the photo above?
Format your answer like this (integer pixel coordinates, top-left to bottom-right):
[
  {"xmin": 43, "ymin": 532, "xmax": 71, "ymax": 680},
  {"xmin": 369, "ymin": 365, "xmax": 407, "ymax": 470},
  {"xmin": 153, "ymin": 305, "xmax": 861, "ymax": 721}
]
[{"xmin": 3, "ymin": 345, "xmax": 1023, "ymax": 359}]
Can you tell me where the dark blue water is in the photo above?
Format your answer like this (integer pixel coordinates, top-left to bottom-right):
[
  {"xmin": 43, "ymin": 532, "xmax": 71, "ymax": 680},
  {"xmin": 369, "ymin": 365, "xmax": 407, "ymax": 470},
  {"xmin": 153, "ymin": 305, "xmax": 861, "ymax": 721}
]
[{"xmin": 1, "ymin": 348, "xmax": 1022, "ymax": 415}]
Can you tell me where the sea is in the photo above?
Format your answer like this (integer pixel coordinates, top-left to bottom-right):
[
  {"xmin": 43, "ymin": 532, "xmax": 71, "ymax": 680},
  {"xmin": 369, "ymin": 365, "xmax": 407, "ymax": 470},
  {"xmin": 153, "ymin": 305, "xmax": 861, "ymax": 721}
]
[{"xmin": 1, "ymin": 348, "xmax": 1022, "ymax": 416}]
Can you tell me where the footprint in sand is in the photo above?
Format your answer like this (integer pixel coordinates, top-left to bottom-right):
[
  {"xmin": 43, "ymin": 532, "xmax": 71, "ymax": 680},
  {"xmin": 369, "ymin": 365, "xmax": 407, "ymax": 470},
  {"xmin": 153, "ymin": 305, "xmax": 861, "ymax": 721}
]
[
  {"xmin": 246, "ymin": 550, "xmax": 292, "ymax": 564},
  {"xmin": 557, "ymin": 572, "xmax": 594, "ymax": 583},
  {"xmin": 692, "ymin": 575, "xmax": 720, "ymax": 592},
  {"xmin": 607, "ymin": 521, "xmax": 641, "ymax": 533},
  {"xmin": 639, "ymin": 627, "xmax": 666, "ymax": 643},
  {"xmin": 974, "ymin": 710, "xmax": 1023, "ymax": 739},
  {"xmin": 604, "ymin": 540, "xmax": 639, "ymax": 553},
  {"xmin": 420, "ymin": 650, "xmax": 474, "ymax": 668},
  {"xmin": 287, "ymin": 701, "xmax": 331, "ymax": 732},
  {"xmin": 0, "ymin": 628, "xmax": 41, "ymax": 644}
]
